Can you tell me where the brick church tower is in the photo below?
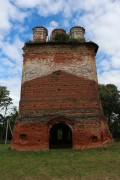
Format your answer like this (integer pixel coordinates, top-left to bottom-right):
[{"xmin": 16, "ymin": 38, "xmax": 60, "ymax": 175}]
[{"xmin": 11, "ymin": 26, "xmax": 112, "ymax": 150}]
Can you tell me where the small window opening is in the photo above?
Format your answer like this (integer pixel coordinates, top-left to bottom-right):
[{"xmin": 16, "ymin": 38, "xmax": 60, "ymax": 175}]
[
  {"xmin": 91, "ymin": 135, "xmax": 98, "ymax": 143},
  {"xmin": 20, "ymin": 134, "xmax": 27, "ymax": 140}
]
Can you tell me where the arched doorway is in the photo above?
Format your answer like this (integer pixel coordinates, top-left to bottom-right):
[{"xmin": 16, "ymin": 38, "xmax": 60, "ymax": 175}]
[{"xmin": 49, "ymin": 123, "xmax": 72, "ymax": 149}]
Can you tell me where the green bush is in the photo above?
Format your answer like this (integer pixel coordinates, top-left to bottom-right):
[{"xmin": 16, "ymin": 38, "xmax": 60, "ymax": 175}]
[
  {"xmin": 54, "ymin": 33, "xmax": 85, "ymax": 43},
  {"xmin": 54, "ymin": 33, "xmax": 70, "ymax": 42},
  {"xmin": 69, "ymin": 38, "xmax": 80, "ymax": 43}
]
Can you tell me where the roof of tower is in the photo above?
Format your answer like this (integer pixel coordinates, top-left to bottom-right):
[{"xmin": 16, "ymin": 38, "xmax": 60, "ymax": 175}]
[
  {"xmin": 32, "ymin": 26, "xmax": 48, "ymax": 35},
  {"xmin": 52, "ymin": 29, "xmax": 66, "ymax": 33},
  {"xmin": 70, "ymin": 26, "xmax": 85, "ymax": 33}
]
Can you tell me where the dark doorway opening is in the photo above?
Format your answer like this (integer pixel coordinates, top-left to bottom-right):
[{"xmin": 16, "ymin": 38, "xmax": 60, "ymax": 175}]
[{"xmin": 49, "ymin": 123, "xmax": 72, "ymax": 149}]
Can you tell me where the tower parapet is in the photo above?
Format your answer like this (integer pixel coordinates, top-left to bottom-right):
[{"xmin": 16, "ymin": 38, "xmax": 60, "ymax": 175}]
[
  {"xmin": 32, "ymin": 26, "xmax": 48, "ymax": 42},
  {"xmin": 70, "ymin": 26, "xmax": 85, "ymax": 41}
]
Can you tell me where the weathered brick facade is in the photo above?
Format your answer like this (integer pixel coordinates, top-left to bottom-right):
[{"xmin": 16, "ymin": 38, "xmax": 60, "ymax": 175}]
[{"xmin": 11, "ymin": 26, "xmax": 112, "ymax": 151}]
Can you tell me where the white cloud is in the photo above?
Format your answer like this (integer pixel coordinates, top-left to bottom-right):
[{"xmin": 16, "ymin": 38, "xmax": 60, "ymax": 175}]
[
  {"xmin": 14, "ymin": 0, "xmax": 63, "ymax": 16},
  {"xmin": 80, "ymin": 0, "xmax": 111, "ymax": 12},
  {"xmin": 14, "ymin": 0, "xmax": 41, "ymax": 8},
  {"xmin": 0, "ymin": 77, "xmax": 21, "ymax": 107},
  {"xmin": 0, "ymin": 37, "xmax": 24, "ymax": 65},
  {"xmin": 13, "ymin": 24, "xmax": 28, "ymax": 33},
  {"xmin": 62, "ymin": 20, "xmax": 70, "ymax": 28},
  {"xmin": 111, "ymin": 55, "xmax": 120, "ymax": 68},
  {"xmin": 98, "ymin": 69, "xmax": 120, "ymax": 89},
  {"xmin": 0, "ymin": 0, "xmax": 28, "ymax": 35},
  {"xmin": 0, "ymin": 36, "xmax": 24, "ymax": 108},
  {"xmin": 50, "ymin": 21, "xmax": 58, "ymax": 28},
  {"xmin": 0, "ymin": 58, "xmax": 14, "ymax": 68},
  {"xmin": 99, "ymin": 59, "xmax": 111, "ymax": 72},
  {"xmin": 38, "ymin": 1, "xmax": 63, "ymax": 16},
  {"xmin": 14, "ymin": 0, "xmax": 82, "ymax": 18}
]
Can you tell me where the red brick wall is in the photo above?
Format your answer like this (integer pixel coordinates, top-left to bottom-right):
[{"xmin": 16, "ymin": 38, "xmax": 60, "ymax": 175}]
[
  {"xmin": 12, "ymin": 121, "xmax": 48, "ymax": 151},
  {"xmin": 11, "ymin": 42, "xmax": 112, "ymax": 151},
  {"xmin": 20, "ymin": 71, "xmax": 102, "ymax": 116},
  {"xmin": 11, "ymin": 117, "xmax": 112, "ymax": 151},
  {"xmin": 22, "ymin": 43, "xmax": 97, "ymax": 84},
  {"xmin": 74, "ymin": 119, "xmax": 112, "ymax": 149}
]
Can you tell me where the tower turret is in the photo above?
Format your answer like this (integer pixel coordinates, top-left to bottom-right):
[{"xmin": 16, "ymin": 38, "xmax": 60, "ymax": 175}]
[
  {"xmin": 51, "ymin": 29, "xmax": 66, "ymax": 41},
  {"xmin": 70, "ymin": 26, "xmax": 85, "ymax": 41},
  {"xmin": 32, "ymin": 26, "xmax": 48, "ymax": 42}
]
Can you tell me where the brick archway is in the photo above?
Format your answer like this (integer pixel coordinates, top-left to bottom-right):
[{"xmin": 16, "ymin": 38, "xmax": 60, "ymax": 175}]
[{"xmin": 49, "ymin": 123, "xmax": 73, "ymax": 149}]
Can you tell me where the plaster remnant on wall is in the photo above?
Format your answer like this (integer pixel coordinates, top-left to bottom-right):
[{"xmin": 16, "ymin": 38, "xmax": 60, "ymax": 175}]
[{"xmin": 22, "ymin": 57, "xmax": 97, "ymax": 84}]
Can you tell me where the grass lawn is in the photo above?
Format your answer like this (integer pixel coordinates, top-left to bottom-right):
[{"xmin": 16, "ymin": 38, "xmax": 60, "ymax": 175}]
[{"xmin": 0, "ymin": 141, "xmax": 120, "ymax": 180}]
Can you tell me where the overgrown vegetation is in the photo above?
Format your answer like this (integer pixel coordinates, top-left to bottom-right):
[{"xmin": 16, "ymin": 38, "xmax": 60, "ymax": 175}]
[
  {"xmin": 0, "ymin": 141, "xmax": 120, "ymax": 179},
  {"xmin": 53, "ymin": 32, "xmax": 85, "ymax": 43},
  {"xmin": 53, "ymin": 33, "xmax": 70, "ymax": 42},
  {"xmin": 99, "ymin": 84, "xmax": 120, "ymax": 140}
]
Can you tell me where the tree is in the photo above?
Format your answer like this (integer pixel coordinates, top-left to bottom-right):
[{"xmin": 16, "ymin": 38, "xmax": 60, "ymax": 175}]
[
  {"xmin": 0, "ymin": 86, "xmax": 12, "ymax": 112},
  {"xmin": 99, "ymin": 84, "xmax": 120, "ymax": 139},
  {"xmin": 0, "ymin": 86, "xmax": 18, "ymax": 141},
  {"xmin": 110, "ymin": 114, "xmax": 120, "ymax": 139}
]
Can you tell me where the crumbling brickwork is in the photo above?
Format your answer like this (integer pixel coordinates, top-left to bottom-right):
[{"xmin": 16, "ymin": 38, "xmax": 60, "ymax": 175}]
[{"xmin": 11, "ymin": 26, "xmax": 112, "ymax": 151}]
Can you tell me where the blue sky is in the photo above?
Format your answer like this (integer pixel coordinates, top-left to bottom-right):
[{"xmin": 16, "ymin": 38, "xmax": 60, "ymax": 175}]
[{"xmin": 0, "ymin": 0, "xmax": 120, "ymax": 107}]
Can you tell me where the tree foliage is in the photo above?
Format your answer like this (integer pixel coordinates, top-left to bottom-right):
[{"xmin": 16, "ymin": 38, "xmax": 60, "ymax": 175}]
[
  {"xmin": 53, "ymin": 33, "xmax": 85, "ymax": 43},
  {"xmin": 54, "ymin": 33, "xmax": 70, "ymax": 42},
  {"xmin": 0, "ymin": 86, "xmax": 12, "ymax": 111},
  {"xmin": 99, "ymin": 84, "xmax": 120, "ymax": 139},
  {"xmin": 0, "ymin": 86, "xmax": 18, "ymax": 141}
]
